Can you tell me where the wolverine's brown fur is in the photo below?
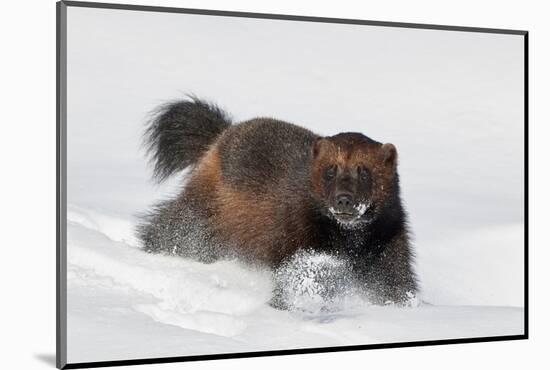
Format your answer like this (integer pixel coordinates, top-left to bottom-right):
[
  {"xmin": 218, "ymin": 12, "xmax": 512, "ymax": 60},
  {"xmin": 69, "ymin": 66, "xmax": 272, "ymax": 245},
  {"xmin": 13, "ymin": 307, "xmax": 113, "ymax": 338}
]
[
  {"xmin": 185, "ymin": 136, "xmax": 315, "ymax": 265},
  {"xmin": 138, "ymin": 98, "xmax": 418, "ymax": 306}
]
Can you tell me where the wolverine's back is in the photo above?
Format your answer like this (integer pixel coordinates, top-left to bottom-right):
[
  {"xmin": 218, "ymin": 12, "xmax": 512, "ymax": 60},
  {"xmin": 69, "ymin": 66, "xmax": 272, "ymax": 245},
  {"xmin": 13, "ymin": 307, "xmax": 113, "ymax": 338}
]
[{"xmin": 216, "ymin": 118, "xmax": 318, "ymax": 194}]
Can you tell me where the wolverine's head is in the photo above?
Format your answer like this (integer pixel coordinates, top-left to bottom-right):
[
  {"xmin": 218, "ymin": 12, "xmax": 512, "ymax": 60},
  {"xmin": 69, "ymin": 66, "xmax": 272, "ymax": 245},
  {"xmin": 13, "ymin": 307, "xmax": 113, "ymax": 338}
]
[{"xmin": 311, "ymin": 133, "xmax": 399, "ymax": 228}]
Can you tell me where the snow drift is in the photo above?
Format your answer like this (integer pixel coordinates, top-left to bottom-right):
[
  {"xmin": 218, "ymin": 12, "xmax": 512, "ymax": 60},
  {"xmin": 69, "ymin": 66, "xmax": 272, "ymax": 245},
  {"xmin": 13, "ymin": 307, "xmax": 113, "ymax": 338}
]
[{"xmin": 67, "ymin": 205, "xmax": 523, "ymax": 363}]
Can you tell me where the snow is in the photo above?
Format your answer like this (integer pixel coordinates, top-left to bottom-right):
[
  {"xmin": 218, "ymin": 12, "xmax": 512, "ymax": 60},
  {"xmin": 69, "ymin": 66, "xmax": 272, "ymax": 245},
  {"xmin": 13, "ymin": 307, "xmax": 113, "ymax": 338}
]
[
  {"xmin": 67, "ymin": 207, "xmax": 523, "ymax": 363},
  {"xmin": 353, "ymin": 203, "xmax": 369, "ymax": 216},
  {"xmin": 65, "ymin": 6, "xmax": 525, "ymax": 364},
  {"xmin": 273, "ymin": 249, "xmax": 361, "ymax": 312}
]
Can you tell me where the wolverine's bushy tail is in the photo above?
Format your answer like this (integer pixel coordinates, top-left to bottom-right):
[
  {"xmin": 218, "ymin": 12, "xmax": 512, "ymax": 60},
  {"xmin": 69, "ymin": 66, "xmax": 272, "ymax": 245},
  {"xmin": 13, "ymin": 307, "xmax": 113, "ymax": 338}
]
[{"xmin": 144, "ymin": 96, "xmax": 232, "ymax": 182}]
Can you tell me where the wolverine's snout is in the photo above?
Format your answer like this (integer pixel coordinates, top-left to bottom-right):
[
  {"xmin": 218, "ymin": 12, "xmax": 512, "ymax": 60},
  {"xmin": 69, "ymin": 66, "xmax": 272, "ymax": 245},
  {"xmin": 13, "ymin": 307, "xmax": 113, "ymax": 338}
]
[{"xmin": 335, "ymin": 193, "xmax": 354, "ymax": 212}]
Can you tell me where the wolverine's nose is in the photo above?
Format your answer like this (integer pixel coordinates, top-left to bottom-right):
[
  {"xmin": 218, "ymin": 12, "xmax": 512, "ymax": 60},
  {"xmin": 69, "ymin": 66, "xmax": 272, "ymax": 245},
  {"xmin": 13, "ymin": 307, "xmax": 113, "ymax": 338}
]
[{"xmin": 336, "ymin": 193, "xmax": 354, "ymax": 209}]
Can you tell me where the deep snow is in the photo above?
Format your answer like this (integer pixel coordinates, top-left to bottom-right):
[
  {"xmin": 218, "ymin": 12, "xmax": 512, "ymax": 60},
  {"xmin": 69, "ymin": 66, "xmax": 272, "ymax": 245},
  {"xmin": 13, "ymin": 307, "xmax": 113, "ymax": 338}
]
[
  {"xmin": 65, "ymin": 6, "xmax": 525, "ymax": 364},
  {"xmin": 67, "ymin": 206, "xmax": 523, "ymax": 363}
]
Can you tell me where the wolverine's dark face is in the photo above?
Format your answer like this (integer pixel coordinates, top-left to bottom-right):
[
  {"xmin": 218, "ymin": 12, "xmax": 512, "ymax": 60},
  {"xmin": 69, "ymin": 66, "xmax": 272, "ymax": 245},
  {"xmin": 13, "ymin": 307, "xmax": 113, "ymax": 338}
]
[{"xmin": 311, "ymin": 133, "xmax": 398, "ymax": 228}]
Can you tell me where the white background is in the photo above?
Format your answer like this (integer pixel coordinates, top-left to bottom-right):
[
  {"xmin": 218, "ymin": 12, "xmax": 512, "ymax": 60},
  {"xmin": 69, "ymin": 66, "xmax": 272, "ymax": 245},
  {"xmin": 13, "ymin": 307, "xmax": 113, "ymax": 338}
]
[{"xmin": 0, "ymin": 0, "xmax": 546, "ymax": 369}]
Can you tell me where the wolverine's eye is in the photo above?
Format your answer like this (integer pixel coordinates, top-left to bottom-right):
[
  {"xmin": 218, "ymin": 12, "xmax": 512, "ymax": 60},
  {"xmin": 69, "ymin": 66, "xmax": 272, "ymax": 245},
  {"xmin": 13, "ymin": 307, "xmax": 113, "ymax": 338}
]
[
  {"xmin": 358, "ymin": 166, "xmax": 369, "ymax": 181},
  {"xmin": 324, "ymin": 166, "xmax": 337, "ymax": 180}
]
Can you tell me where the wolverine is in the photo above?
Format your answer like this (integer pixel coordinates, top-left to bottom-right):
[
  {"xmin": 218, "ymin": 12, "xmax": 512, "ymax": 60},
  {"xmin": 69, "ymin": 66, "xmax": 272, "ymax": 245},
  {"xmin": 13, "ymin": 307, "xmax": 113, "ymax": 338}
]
[{"xmin": 137, "ymin": 96, "xmax": 417, "ymax": 306}]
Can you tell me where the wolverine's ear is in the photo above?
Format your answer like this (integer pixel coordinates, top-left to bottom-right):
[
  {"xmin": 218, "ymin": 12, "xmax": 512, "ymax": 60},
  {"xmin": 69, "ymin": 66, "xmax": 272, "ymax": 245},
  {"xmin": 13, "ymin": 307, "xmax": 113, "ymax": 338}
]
[
  {"xmin": 381, "ymin": 143, "xmax": 398, "ymax": 168},
  {"xmin": 312, "ymin": 137, "xmax": 327, "ymax": 158}
]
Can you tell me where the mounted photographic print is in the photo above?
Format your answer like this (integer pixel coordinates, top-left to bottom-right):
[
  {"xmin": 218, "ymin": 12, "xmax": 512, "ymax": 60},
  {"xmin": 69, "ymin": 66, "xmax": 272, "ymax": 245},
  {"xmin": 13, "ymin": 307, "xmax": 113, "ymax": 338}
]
[{"xmin": 56, "ymin": 1, "xmax": 528, "ymax": 368}]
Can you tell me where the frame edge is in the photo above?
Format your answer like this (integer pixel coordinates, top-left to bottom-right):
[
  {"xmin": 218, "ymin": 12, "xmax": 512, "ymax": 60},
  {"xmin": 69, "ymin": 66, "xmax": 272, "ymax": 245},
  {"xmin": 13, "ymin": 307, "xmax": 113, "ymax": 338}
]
[
  {"xmin": 62, "ymin": 0, "xmax": 527, "ymax": 35},
  {"xmin": 56, "ymin": 1, "xmax": 68, "ymax": 369}
]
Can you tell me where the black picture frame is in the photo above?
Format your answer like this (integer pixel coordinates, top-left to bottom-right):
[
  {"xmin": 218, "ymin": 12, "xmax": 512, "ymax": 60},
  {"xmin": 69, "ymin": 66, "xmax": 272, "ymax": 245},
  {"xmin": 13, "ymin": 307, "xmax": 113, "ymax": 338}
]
[{"xmin": 56, "ymin": 1, "xmax": 529, "ymax": 368}]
